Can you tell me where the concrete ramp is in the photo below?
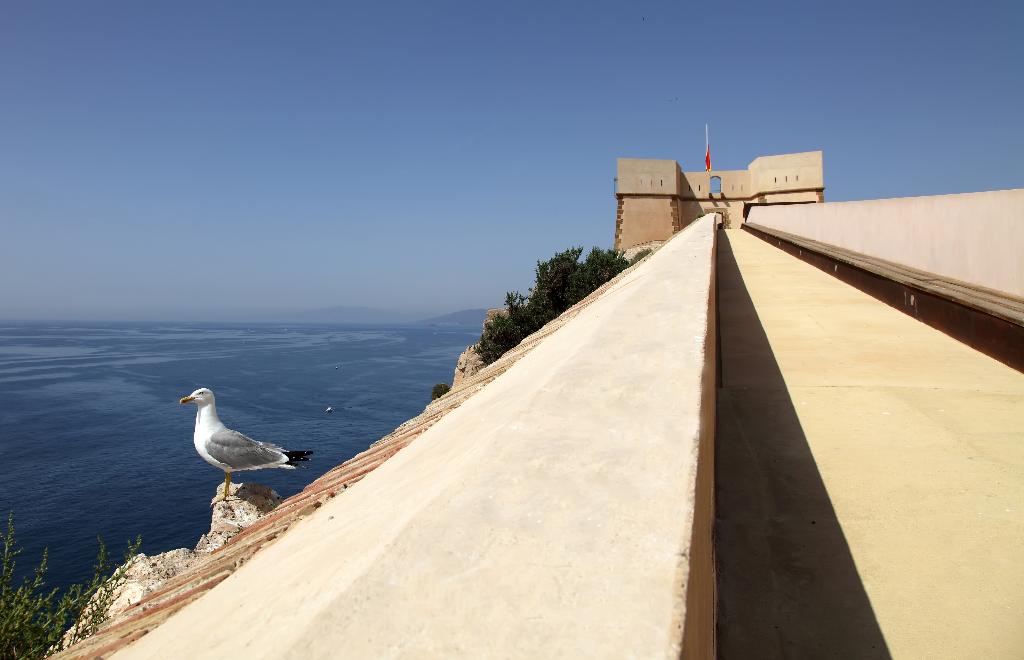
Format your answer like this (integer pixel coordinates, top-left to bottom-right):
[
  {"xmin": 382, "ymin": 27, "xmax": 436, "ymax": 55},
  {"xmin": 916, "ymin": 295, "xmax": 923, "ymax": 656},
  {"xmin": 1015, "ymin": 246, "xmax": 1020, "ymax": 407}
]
[{"xmin": 114, "ymin": 216, "xmax": 719, "ymax": 659}]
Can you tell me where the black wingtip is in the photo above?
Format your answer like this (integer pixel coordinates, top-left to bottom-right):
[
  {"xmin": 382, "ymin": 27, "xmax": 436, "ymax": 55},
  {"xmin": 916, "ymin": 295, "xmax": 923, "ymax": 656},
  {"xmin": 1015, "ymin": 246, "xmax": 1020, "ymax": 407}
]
[{"xmin": 284, "ymin": 450, "xmax": 313, "ymax": 466}]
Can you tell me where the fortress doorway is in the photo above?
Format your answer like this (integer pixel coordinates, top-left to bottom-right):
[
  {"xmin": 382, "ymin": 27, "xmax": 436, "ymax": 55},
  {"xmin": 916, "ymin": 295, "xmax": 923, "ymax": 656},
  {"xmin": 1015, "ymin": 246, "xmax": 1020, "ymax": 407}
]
[{"xmin": 710, "ymin": 207, "xmax": 733, "ymax": 228}]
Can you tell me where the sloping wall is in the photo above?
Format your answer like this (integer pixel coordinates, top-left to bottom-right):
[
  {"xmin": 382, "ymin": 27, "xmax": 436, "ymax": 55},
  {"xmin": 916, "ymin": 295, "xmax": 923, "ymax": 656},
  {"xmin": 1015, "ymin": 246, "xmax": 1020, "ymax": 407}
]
[
  {"xmin": 104, "ymin": 216, "xmax": 720, "ymax": 659},
  {"xmin": 58, "ymin": 213, "xmax": 697, "ymax": 660},
  {"xmin": 748, "ymin": 189, "xmax": 1024, "ymax": 297}
]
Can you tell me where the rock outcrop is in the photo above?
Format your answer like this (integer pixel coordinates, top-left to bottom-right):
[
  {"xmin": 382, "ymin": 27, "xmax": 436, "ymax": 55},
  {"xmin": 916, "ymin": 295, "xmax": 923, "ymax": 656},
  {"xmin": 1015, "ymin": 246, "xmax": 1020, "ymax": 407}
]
[
  {"xmin": 451, "ymin": 307, "xmax": 506, "ymax": 388},
  {"xmin": 106, "ymin": 549, "xmax": 201, "ymax": 618},
  {"xmin": 195, "ymin": 483, "xmax": 282, "ymax": 553},
  {"xmin": 622, "ymin": 240, "xmax": 663, "ymax": 262},
  {"xmin": 106, "ymin": 482, "xmax": 281, "ymax": 618},
  {"xmin": 452, "ymin": 345, "xmax": 484, "ymax": 388}
]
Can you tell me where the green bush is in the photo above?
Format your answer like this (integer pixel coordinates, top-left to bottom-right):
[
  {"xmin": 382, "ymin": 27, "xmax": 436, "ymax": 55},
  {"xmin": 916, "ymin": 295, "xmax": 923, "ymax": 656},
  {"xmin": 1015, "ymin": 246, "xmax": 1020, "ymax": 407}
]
[
  {"xmin": 0, "ymin": 513, "xmax": 141, "ymax": 659},
  {"xmin": 476, "ymin": 292, "xmax": 538, "ymax": 365},
  {"xmin": 476, "ymin": 246, "xmax": 629, "ymax": 364},
  {"xmin": 430, "ymin": 383, "xmax": 451, "ymax": 400}
]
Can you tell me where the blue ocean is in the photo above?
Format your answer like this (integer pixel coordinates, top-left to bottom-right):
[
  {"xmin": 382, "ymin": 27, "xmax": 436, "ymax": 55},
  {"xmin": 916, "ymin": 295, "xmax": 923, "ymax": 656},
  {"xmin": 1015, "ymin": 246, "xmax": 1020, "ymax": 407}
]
[{"xmin": 0, "ymin": 322, "xmax": 477, "ymax": 591}]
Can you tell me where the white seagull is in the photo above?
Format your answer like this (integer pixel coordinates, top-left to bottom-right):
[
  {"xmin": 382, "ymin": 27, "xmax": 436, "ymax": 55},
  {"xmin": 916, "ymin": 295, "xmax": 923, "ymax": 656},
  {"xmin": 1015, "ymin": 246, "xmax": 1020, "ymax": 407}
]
[{"xmin": 179, "ymin": 387, "xmax": 312, "ymax": 500}]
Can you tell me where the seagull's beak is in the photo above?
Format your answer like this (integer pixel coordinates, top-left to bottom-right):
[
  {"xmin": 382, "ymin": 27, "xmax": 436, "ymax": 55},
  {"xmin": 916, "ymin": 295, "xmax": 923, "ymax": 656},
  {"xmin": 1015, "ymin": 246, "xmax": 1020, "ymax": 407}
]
[{"xmin": 179, "ymin": 395, "xmax": 195, "ymax": 404}]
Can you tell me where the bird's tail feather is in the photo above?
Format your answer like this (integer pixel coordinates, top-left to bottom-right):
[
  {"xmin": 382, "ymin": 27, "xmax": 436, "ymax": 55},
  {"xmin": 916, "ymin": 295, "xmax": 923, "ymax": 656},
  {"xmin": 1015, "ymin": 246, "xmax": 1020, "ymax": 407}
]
[{"xmin": 284, "ymin": 450, "xmax": 313, "ymax": 466}]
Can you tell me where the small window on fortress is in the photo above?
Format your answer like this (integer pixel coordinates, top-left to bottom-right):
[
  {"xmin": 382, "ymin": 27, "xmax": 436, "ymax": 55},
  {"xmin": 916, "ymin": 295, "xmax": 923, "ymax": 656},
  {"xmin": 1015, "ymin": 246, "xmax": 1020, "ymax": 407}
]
[
  {"xmin": 796, "ymin": 175, "xmax": 799, "ymax": 182},
  {"xmin": 785, "ymin": 176, "xmax": 788, "ymax": 182},
  {"xmin": 774, "ymin": 177, "xmax": 777, "ymax": 183},
  {"xmin": 711, "ymin": 176, "xmax": 722, "ymax": 194}
]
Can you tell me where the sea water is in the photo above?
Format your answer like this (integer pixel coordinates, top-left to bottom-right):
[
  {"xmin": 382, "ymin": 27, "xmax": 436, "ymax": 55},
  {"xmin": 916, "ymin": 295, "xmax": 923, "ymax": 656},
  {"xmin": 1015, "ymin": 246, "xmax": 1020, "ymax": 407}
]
[{"xmin": 0, "ymin": 321, "xmax": 477, "ymax": 591}]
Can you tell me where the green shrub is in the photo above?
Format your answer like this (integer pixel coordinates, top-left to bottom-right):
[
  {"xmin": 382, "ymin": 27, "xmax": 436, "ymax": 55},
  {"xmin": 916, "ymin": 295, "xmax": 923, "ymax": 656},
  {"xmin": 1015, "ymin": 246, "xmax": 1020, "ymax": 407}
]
[
  {"xmin": 476, "ymin": 246, "xmax": 629, "ymax": 364},
  {"xmin": 0, "ymin": 513, "xmax": 141, "ymax": 659},
  {"xmin": 476, "ymin": 291, "xmax": 538, "ymax": 364},
  {"xmin": 532, "ymin": 247, "xmax": 584, "ymax": 321},
  {"xmin": 430, "ymin": 383, "xmax": 451, "ymax": 400}
]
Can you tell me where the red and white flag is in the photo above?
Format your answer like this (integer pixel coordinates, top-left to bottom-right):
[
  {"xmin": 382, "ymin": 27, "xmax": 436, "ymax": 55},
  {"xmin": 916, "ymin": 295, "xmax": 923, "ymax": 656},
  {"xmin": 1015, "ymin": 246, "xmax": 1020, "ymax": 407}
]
[{"xmin": 705, "ymin": 123, "xmax": 712, "ymax": 172}]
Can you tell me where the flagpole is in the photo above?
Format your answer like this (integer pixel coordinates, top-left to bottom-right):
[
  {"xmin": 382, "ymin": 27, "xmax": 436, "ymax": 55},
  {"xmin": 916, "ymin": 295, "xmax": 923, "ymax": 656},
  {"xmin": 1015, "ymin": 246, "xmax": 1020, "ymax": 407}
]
[{"xmin": 705, "ymin": 123, "xmax": 711, "ymax": 173}]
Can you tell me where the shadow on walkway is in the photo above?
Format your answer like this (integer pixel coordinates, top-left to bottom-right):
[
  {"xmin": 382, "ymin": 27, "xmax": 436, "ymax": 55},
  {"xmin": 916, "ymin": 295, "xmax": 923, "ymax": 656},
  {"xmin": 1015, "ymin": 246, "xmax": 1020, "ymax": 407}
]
[{"xmin": 715, "ymin": 230, "xmax": 891, "ymax": 659}]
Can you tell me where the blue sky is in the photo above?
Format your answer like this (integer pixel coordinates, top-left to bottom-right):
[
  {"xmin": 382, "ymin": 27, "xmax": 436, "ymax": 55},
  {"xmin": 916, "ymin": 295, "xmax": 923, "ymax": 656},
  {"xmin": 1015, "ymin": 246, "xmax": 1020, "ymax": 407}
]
[{"xmin": 1, "ymin": 0, "xmax": 1021, "ymax": 320}]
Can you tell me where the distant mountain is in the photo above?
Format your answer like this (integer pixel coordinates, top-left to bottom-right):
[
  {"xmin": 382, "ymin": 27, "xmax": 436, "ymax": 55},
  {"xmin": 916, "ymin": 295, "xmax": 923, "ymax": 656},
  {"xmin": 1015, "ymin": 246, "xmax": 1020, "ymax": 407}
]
[
  {"xmin": 416, "ymin": 308, "xmax": 488, "ymax": 327},
  {"xmin": 269, "ymin": 306, "xmax": 490, "ymax": 326},
  {"xmin": 278, "ymin": 306, "xmax": 421, "ymax": 324}
]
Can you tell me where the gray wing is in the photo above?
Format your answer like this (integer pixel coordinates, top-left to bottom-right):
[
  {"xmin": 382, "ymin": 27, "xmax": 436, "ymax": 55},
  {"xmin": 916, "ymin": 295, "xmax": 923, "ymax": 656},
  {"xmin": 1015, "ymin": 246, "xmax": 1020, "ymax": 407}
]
[{"xmin": 206, "ymin": 428, "xmax": 287, "ymax": 470}]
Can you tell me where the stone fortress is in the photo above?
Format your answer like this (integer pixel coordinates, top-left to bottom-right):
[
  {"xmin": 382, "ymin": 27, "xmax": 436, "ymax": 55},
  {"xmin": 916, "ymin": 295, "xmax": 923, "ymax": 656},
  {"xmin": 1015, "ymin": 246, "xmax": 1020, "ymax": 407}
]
[{"xmin": 615, "ymin": 150, "xmax": 824, "ymax": 250}]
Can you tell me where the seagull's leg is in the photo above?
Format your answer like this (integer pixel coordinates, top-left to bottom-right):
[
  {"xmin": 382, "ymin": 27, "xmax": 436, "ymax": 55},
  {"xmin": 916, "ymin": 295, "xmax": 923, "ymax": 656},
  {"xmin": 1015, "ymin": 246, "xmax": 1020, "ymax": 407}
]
[{"xmin": 223, "ymin": 471, "xmax": 232, "ymax": 500}]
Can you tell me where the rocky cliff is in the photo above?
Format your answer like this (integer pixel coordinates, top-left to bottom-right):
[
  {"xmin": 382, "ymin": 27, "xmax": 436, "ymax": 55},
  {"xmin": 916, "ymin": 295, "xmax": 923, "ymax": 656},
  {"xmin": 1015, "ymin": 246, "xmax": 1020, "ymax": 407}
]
[
  {"xmin": 106, "ymin": 483, "xmax": 281, "ymax": 619},
  {"xmin": 451, "ymin": 307, "xmax": 505, "ymax": 388}
]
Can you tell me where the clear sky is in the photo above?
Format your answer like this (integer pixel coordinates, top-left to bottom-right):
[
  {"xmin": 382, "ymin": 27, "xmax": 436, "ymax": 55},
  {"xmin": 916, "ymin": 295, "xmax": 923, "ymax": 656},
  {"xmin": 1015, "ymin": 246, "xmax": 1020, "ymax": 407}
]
[{"xmin": 2, "ymin": 0, "xmax": 1021, "ymax": 320}]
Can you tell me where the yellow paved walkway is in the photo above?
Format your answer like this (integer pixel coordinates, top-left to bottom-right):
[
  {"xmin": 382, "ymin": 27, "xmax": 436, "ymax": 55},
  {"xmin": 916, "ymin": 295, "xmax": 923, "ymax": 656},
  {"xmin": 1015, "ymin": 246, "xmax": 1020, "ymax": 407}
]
[{"xmin": 716, "ymin": 229, "xmax": 1024, "ymax": 659}]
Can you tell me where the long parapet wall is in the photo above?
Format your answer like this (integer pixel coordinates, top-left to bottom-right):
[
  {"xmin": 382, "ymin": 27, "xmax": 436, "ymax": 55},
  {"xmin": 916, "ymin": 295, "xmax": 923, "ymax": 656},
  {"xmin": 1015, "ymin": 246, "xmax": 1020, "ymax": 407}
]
[
  {"xmin": 114, "ymin": 216, "xmax": 719, "ymax": 659},
  {"xmin": 747, "ymin": 189, "xmax": 1024, "ymax": 297}
]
